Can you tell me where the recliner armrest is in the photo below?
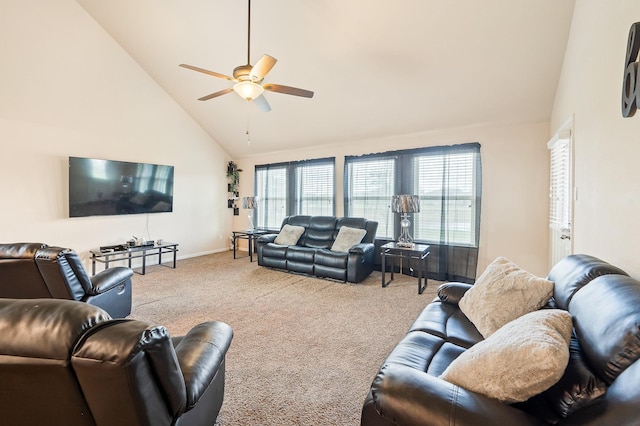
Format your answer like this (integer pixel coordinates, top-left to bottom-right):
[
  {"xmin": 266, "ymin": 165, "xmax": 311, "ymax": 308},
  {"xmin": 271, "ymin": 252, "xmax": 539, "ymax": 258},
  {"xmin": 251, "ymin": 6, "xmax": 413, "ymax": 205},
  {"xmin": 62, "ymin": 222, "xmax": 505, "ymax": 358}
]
[
  {"xmin": 174, "ymin": 321, "xmax": 234, "ymax": 409},
  {"xmin": 348, "ymin": 243, "xmax": 374, "ymax": 255},
  {"xmin": 437, "ymin": 282, "xmax": 473, "ymax": 305},
  {"xmin": 89, "ymin": 267, "xmax": 134, "ymax": 295},
  {"xmin": 257, "ymin": 234, "xmax": 278, "ymax": 244},
  {"xmin": 365, "ymin": 364, "xmax": 542, "ymax": 426}
]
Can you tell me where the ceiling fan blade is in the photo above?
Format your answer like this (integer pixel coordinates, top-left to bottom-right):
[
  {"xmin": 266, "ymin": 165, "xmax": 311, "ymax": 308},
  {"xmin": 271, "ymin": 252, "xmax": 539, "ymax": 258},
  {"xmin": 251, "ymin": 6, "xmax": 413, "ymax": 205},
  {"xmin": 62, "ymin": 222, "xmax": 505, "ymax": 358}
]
[
  {"xmin": 179, "ymin": 64, "xmax": 234, "ymax": 81},
  {"xmin": 264, "ymin": 83, "xmax": 314, "ymax": 98},
  {"xmin": 198, "ymin": 87, "xmax": 234, "ymax": 101},
  {"xmin": 250, "ymin": 54, "xmax": 277, "ymax": 81},
  {"xmin": 253, "ymin": 94, "xmax": 271, "ymax": 112}
]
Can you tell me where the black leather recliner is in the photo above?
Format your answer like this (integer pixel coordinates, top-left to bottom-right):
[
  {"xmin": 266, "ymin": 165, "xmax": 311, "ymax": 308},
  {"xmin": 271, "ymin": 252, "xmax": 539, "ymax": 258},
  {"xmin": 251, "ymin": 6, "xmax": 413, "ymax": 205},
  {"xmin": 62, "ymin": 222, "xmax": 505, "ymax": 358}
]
[
  {"xmin": 0, "ymin": 242, "xmax": 133, "ymax": 318},
  {"xmin": 0, "ymin": 298, "xmax": 233, "ymax": 426}
]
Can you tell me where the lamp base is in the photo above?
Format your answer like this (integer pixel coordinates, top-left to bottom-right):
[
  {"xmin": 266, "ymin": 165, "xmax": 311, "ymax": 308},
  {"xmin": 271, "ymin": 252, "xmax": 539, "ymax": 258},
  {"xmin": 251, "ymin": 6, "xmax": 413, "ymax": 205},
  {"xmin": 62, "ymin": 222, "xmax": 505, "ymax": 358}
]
[
  {"xmin": 395, "ymin": 242, "xmax": 415, "ymax": 248},
  {"xmin": 396, "ymin": 213, "xmax": 414, "ymax": 248},
  {"xmin": 246, "ymin": 211, "xmax": 254, "ymax": 232}
]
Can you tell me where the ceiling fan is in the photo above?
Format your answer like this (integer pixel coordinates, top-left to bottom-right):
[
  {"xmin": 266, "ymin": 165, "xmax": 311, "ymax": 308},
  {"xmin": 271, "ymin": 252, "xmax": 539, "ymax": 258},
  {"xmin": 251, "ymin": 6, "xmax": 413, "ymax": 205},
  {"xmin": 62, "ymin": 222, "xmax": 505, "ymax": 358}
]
[{"xmin": 179, "ymin": 0, "xmax": 314, "ymax": 112}]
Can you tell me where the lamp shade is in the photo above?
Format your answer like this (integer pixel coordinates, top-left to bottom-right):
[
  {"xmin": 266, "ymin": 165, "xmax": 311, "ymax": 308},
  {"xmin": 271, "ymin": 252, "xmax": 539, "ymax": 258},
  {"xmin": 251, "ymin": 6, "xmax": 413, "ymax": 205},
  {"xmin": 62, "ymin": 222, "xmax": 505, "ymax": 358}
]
[
  {"xmin": 391, "ymin": 194, "xmax": 420, "ymax": 213},
  {"xmin": 233, "ymin": 81, "xmax": 264, "ymax": 100},
  {"xmin": 242, "ymin": 196, "xmax": 257, "ymax": 209}
]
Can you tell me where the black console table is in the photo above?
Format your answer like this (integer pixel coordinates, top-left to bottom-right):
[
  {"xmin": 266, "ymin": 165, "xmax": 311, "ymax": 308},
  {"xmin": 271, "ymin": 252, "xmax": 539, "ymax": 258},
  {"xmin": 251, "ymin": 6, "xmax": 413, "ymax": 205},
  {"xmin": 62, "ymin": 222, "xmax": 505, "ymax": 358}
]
[{"xmin": 90, "ymin": 242, "xmax": 179, "ymax": 275}]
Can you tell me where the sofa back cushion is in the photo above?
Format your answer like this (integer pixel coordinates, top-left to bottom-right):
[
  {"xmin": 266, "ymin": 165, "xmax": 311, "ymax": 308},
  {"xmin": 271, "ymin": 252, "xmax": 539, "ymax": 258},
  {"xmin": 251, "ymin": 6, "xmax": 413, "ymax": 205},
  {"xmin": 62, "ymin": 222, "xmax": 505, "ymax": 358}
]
[
  {"xmin": 548, "ymin": 254, "xmax": 628, "ymax": 310},
  {"xmin": 303, "ymin": 216, "xmax": 338, "ymax": 249},
  {"xmin": 569, "ymin": 274, "xmax": 640, "ymax": 385},
  {"xmin": 0, "ymin": 243, "xmax": 52, "ymax": 298},
  {"xmin": 0, "ymin": 298, "xmax": 110, "ymax": 426}
]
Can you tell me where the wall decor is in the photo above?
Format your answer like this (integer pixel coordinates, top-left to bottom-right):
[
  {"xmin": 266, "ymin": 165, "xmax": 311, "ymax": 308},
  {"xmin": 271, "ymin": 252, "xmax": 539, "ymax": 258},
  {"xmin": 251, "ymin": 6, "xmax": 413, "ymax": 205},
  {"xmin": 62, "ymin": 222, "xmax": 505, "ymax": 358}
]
[{"xmin": 622, "ymin": 21, "xmax": 640, "ymax": 117}]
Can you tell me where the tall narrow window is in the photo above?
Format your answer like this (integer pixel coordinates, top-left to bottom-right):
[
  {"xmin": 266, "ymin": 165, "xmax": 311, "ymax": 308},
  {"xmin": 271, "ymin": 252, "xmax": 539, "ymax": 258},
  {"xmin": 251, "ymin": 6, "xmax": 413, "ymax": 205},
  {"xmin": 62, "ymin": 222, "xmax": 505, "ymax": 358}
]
[
  {"xmin": 255, "ymin": 158, "xmax": 335, "ymax": 229},
  {"xmin": 344, "ymin": 156, "xmax": 397, "ymax": 238},
  {"xmin": 255, "ymin": 165, "xmax": 287, "ymax": 229}
]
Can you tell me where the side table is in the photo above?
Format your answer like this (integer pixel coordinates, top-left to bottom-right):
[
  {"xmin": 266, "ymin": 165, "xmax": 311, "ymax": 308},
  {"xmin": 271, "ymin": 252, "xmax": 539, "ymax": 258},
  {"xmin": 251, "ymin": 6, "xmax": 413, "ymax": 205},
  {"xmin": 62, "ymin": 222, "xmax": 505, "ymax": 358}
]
[
  {"xmin": 232, "ymin": 230, "xmax": 268, "ymax": 262},
  {"xmin": 381, "ymin": 242, "xmax": 430, "ymax": 294}
]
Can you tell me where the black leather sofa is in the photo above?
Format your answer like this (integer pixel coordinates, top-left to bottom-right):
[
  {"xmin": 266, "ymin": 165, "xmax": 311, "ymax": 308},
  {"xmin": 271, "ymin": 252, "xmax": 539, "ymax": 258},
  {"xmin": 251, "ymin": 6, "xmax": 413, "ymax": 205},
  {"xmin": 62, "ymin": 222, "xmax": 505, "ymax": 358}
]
[
  {"xmin": 362, "ymin": 254, "xmax": 640, "ymax": 425},
  {"xmin": 256, "ymin": 215, "xmax": 378, "ymax": 283},
  {"xmin": 0, "ymin": 242, "xmax": 133, "ymax": 318},
  {"xmin": 0, "ymin": 297, "xmax": 233, "ymax": 426}
]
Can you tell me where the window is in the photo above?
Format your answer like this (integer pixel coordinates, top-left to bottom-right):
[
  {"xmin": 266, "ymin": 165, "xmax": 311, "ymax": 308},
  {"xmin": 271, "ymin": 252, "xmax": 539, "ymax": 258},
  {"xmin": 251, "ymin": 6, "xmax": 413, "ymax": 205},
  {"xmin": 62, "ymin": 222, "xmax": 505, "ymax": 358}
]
[
  {"xmin": 548, "ymin": 134, "xmax": 571, "ymax": 229},
  {"xmin": 255, "ymin": 158, "xmax": 335, "ymax": 229},
  {"xmin": 343, "ymin": 156, "xmax": 397, "ymax": 238},
  {"xmin": 345, "ymin": 143, "xmax": 481, "ymax": 282},
  {"xmin": 413, "ymin": 149, "xmax": 480, "ymax": 246}
]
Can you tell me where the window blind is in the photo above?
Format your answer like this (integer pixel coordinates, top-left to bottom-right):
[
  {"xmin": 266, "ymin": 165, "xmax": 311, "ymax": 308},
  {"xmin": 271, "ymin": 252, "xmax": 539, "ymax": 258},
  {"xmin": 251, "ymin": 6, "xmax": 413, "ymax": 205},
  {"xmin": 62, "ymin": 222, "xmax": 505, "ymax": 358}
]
[
  {"xmin": 344, "ymin": 156, "xmax": 397, "ymax": 238},
  {"xmin": 548, "ymin": 136, "xmax": 571, "ymax": 228},
  {"xmin": 255, "ymin": 158, "xmax": 335, "ymax": 229}
]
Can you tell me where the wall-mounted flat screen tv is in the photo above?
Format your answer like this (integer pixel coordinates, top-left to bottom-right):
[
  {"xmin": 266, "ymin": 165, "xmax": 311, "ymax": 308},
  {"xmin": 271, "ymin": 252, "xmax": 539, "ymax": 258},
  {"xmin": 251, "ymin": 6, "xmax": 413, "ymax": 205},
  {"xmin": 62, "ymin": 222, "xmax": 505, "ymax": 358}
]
[{"xmin": 69, "ymin": 157, "xmax": 174, "ymax": 217}]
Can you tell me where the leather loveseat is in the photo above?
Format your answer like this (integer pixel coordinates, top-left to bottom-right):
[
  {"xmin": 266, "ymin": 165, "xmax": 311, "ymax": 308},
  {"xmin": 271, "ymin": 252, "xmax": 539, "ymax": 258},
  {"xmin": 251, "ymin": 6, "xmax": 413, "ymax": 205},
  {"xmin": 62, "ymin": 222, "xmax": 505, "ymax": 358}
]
[
  {"xmin": 0, "ymin": 297, "xmax": 233, "ymax": 426},
  {"xmin": 0, "ymin": 242, "xmax": 133, "ymax": 318},
  {"xmin": 362, "ymin": 254, "xmax": 640, "ymax": 425},
  {"xmin": 256, "ymin": 215, "xmax": 378, "ymax": 283}
]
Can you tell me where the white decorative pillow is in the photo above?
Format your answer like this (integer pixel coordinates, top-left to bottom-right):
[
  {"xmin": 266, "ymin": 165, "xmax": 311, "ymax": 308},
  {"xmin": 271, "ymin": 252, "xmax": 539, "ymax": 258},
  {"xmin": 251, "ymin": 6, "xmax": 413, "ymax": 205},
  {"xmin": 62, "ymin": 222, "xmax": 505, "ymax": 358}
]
[
  {"xmin": 439, "ymin": 309, "xmax": 573, "ymax": 403},
  {"xmin": 331, "ymin": 226, "xmax": 367, "ymax": 252},
  {"xmin": 459, "ymin": 256, "xmax": 554, "ymax": 338},
  {"xmin": 274, "ymin": 224, "xmax": 305, "ymax": 246}
]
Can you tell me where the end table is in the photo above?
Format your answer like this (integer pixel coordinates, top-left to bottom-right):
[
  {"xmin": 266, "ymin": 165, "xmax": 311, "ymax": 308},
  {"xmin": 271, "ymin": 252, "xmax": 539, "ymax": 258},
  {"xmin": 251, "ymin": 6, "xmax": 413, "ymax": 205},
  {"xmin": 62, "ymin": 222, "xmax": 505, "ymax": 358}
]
[
  {"xmin": 232, "ymin": 230, "xmax": 268, "ymax": 262},
  {"xmin": 381, "ymin": 242, "xmax": 430, "ymax": 294}
]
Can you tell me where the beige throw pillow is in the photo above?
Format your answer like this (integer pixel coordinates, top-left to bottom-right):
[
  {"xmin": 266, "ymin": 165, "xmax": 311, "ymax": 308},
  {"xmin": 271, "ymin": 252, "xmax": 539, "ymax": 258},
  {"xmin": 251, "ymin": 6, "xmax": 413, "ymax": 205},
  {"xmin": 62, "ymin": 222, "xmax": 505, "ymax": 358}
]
[
  {"xmin": 439, "ymin": 309, "xmax": 573, "ymax": 403},
  {"xmin": 331, "ymin": 226, "xmax": 367, "ymax": 252},
  {"xmin": 274, "ymin": 224, "xmax": 305, "ymax": 246},
  {"xmin": 459, "ymin": 256, "xmax": 554, "ymax": 338}
]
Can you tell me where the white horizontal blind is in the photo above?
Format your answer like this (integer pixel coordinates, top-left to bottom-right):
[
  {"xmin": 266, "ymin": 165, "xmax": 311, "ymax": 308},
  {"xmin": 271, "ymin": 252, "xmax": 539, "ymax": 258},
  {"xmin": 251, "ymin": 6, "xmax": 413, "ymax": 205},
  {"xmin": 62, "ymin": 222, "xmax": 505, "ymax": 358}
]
[
  {"xmin": 413, "ymin": 150, "xmax": 478, "ymax": 246},
  {"xmin": 255, "ymin": 165, "xmax": 287, "ymax": 229},
  {"xmin": 549, "ymin": 136, "xmax": 571, "ymax": 228},
  {"xmin": 344, "ymin": 157, "xmax": 396, "ymax": 238},
  {"xmin": 293, "ymin": 160, "xmax": 334, "ymax": 216},
  {"xmin": 255, "ymin": 158, "xmax": 335, "ymax": 229}
]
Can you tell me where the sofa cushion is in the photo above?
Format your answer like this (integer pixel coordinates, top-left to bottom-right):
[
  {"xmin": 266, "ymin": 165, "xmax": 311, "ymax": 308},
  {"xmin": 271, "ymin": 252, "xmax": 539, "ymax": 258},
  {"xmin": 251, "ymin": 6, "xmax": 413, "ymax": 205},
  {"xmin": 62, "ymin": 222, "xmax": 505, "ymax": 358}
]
[
  {"xmin": 286, "ymin": 246, "xmax": 316, "ymax": 263},
  {"xmin": 274, "ymin": 224, "xmax": 305, "ymax": 246},
  {"xmin": 569, "ymin": 274, "xmax": 640, "ymax": 384},
  {"xmin": 331, "ymin": 226, "xmax": 367, "ymax": 252},
  {"xmin": 459, "ymin": 256, "xmax": 554, "ymax": 338},
  {"xmin": 315, "ymin": 249, "xmax": 348, "ymax": 269},
  {"xmin": 303, "ymin": 217, "xmax": 338, "ymax": 249},
  {"xmin": 439, "ymin": 309, "xmax": 573, "ymax": 403}
]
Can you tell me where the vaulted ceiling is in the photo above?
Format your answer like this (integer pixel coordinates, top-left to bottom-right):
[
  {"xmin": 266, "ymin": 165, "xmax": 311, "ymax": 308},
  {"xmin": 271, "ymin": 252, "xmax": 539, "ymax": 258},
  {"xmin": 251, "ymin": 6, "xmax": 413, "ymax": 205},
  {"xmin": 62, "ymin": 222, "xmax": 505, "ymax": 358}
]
[{"xmin": 76, "ymin": 0, "xmax": 575, "ymax": 158}]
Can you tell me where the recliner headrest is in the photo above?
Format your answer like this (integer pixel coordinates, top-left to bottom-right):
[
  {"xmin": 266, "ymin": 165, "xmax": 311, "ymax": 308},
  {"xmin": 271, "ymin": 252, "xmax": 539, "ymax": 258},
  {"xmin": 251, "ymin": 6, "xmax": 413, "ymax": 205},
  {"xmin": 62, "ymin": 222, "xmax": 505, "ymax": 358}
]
[{"xmin": 548, "ymin": 254, "xmax": 628, "ymax": 310}]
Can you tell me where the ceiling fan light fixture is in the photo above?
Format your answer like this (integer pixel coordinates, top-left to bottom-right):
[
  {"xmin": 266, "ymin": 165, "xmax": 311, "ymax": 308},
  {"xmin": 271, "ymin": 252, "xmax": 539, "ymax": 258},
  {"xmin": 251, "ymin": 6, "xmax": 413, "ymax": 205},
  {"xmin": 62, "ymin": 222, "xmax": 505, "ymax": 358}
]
[{"xmin": 233, "ymin": 81, "xmax": 264, "ymax": 100}]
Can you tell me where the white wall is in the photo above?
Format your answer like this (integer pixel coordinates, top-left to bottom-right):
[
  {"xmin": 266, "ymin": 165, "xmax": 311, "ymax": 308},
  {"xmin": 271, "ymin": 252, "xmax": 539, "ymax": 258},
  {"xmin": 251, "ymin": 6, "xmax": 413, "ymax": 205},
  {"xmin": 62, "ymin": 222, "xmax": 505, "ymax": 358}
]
[
  {"xmin": 235, "ymin": 122, "xmax": 551, "ymax": 277},
  {"xmin": 551, "ymin": 0, "xmax": 640, "ymax": 278},
  {"xmin": 0, "ymin": 0, "xmax": 232, "ymax": 267}
]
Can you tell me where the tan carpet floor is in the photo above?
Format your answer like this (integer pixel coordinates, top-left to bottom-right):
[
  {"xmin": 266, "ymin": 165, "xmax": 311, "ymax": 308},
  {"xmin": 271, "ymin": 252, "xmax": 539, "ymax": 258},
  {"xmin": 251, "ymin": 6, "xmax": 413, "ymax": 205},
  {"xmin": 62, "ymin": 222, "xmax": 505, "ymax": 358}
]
[{"xmin": 129, "ymin": 251, "xmax": 439, "ymax": 425}]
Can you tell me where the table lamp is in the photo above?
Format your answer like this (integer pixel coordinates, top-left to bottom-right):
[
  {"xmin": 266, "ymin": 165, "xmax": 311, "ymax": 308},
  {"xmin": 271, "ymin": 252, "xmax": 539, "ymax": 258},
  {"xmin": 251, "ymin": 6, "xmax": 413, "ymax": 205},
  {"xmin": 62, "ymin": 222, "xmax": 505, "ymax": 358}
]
[
  {"xmin": 391, "ymin": 194, "xmax": 420, "ymax": 247},
  {"xmin": 242, "ymin": 196, "xmax": 257, "ymax": 231}
]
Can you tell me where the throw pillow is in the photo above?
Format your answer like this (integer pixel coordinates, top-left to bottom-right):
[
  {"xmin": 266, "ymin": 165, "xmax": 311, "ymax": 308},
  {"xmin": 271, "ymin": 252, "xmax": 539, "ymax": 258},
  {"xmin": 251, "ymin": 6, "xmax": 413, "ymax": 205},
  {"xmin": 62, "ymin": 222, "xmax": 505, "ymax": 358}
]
[
  {"xmin": 331, "ymin": 226, "xmax": 367, "ymax": 252},
  {"xmin": 458, "ymin": 256, "xmax": 554, "ymax": 338},
  {"xmin": 439, "ymin": 309, "xmax": 573, "ymax": 403},
  {"xmin": 521, "ymin": 333, "xmax": 607, "ymax": 419},
  {"xmin": 274, "ymin": 224, "xmax": 305, "ymax": 246}
]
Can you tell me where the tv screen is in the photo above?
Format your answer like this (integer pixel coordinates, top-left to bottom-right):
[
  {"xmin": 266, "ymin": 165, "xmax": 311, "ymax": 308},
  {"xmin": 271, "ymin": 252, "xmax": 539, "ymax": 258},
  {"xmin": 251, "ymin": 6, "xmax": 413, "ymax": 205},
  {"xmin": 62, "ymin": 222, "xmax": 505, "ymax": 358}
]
[{"xmin": 69, "ymin": 157, "xmax": 174, "ymax": 217}]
